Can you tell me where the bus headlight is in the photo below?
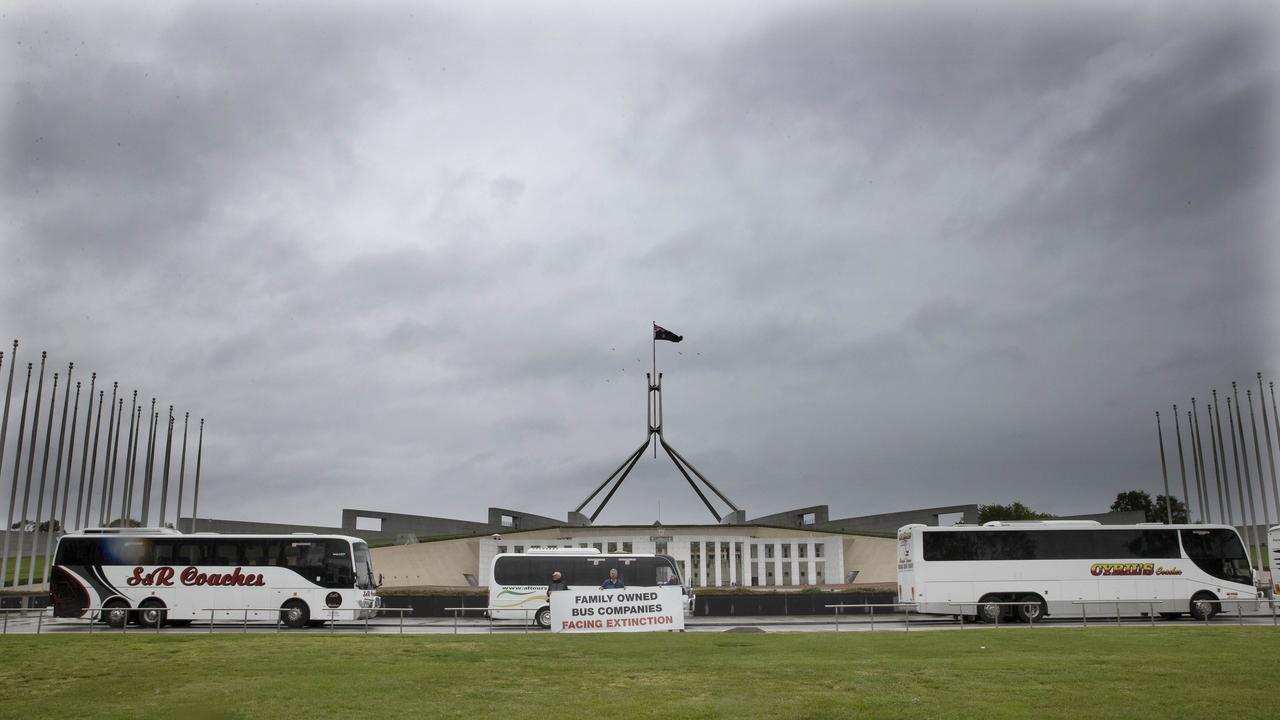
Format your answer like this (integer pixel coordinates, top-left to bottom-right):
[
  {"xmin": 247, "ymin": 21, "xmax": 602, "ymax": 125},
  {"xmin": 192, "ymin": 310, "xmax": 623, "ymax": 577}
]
[{"xmin": 326, "ymin": 592, "xmax": 342, "ymax": 608}]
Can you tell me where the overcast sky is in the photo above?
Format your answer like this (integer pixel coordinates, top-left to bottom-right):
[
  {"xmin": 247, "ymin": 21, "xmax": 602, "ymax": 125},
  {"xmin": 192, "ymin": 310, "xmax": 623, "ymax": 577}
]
[{"xmin": 1, "ymin": 1, "xmax": 1276, "ymax": 530}]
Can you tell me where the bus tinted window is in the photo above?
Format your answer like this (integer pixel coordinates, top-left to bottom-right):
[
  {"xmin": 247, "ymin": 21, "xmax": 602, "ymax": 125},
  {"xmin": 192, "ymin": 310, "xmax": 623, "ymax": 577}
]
[
  {"xmin": 54, "ymin": 538, "xmax": 96, "ymax": 565},
  {"xmin": 100, "ymin": 538, "xmax": 151, "ymax": 565},
  {"xmin": 1180, "ymin": 529, "xmax": 1251, "ymax": 585},
  {"xmin": 923, "ymin": 529, "xmax": 1182, "ymax": 561},
  {"xmin": 494, "ymin": 556, "xmax": 680, "ymax": 587}
]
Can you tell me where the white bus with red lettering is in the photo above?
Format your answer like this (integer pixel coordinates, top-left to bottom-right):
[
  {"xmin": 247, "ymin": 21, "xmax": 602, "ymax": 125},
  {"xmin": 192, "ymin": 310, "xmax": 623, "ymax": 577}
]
[{"xmin": 49, "ymin": 528, "xmax": 381, "ymax": 628}]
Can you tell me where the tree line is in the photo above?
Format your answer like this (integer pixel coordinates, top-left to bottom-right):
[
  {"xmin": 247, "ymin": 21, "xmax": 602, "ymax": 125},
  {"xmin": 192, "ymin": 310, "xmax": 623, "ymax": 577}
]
[{"xmin": 979, "ymin": 491, "xmax": 1189, "ymax": 524}]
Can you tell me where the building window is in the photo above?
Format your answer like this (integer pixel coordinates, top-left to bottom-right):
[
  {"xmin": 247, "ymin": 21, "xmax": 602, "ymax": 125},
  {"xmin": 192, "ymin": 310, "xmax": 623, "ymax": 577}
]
[
  {"xmin": 497, "ymin": 545, "xmax": 507, "ymax": 554},
  {"xmin": 801, "ymin": 512, "xmax": 816, "ymax": 526},
  {"xmin": 750, "ymin": 544, "xmax": 758, "ymax": 559},
  {"xmin": 765, "ymin": 544, "xmax": 774, "ymax": 560},
  {"xmin": 781, "ymin": 543, "xmax": 791, "ymax": 559},
  {"xmin": 514, "ymin": 545, "xmax": 524, "ymax": 554},
  {"xmin": 500, "ymin": 515, "xmax": 516, "ymax": 528},
  {"xmin": 622, "ymin": 541, "xmax": 633, "ymax": 553},
  {"xmin": 593, "ymin": 543, "xmax": 603, "ymax": 553},
  {"xmin": 814, "ymin": 543, "xmax": 824, "ymax": 558},
  {"xmin": 799, "ymin": 543, "xmax": 808, "ymax": 559}
]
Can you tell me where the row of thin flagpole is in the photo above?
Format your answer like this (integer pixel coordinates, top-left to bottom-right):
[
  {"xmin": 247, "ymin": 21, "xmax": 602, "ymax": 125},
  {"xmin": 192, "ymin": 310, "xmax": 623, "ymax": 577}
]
[
  {"xmin": 0, "ymin": 340, "xmax": 205, "ymax": 589},
  {"xmin": 1155, "ymin": 373, "xmax": 1279, "ymax": 556}
]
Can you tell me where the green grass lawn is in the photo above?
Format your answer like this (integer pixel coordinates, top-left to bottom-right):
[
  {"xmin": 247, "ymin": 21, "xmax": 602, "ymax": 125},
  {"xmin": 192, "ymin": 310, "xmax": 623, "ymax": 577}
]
[
  {"xmin": 0, "ymin": 628, "xmax": 1275, "ymax": 719},
  {"xmin": 2, "ymin": 555, "xmax": 45, "ymax": 587}
]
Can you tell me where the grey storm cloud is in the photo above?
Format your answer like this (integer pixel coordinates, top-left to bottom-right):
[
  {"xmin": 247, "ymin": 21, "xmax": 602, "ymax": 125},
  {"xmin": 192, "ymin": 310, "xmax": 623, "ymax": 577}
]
[{"xmin": 0, "ymin": 1, "xmax": 1276, "ymax": 529}]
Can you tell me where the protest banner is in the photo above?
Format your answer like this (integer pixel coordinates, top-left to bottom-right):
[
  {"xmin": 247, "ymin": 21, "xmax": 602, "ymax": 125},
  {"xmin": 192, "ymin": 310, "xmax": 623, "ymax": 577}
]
[{"xmin": 550, "ymin": 586, "xmax": 685, "ymax": 633}]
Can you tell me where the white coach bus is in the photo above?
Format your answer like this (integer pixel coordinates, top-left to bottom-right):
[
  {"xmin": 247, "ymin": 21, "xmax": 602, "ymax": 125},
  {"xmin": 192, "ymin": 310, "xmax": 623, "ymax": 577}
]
[
  {"xmin": 49, "ymin": 528, "xmax": 381, "ymax": 628},
  {"xmin": 488, "ymin": 548, "xmax": 692, "ymax": 629},
  {"xmin": 898, "ymin": 521, "xmax": 1257, "ymax": 623}
]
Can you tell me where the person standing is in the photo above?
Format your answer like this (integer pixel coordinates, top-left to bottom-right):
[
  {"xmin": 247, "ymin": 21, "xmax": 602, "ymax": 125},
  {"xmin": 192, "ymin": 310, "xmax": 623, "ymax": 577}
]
[
  {"xmin": 547, "ymin": 570, "xmax": 568, "ymax": 595},
  {"xmin": 600, "ymin": 568, "xmax": 624, "ymax": 589}
]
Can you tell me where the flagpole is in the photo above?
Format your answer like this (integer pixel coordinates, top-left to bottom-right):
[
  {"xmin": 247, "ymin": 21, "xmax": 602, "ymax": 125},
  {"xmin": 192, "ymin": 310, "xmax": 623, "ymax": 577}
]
[
  {"xmin": 1257, "ymin": 373, "xmax": 1279, "ymax": 521},
  {"xmin": 0, "ymin": 362, "xmax": 31, "ymax": 588},
  {"xmin": 191, "ymin": 419, "xmax": 203, "ymax": 530},
  {"xmin": 1211, "ymin": 390, "xmax": 1234, "ymax": 527},
  {"xmin": 74, "ymin": 373, "xmax": 95, "ymax": 530},
  {"xmin": 652, "ymin": 321, "xmax": 657, "ymax": 458},
  {"xmin": 1246, "ymin": 389, "xmax": 1272, "ymax": 530},
  {"xmin": 57, "ymin": 382, "xmax": 81, "ymax": 537},
  {"xmin": 1231, "ymin": 385, "xmax": 1260, "ymax": 559},
  {"xmin": 1155, "ymin": 412, "xmax": 1172, "ymax": 523},
  {"xmin": 1173, "ymin": 405, "xmax": 1190, "ymax": 520}
]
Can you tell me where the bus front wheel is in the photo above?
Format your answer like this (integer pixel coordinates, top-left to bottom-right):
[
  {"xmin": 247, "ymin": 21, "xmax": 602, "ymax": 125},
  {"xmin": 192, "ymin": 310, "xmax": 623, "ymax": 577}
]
[
  {"xmin": 1189, "ymin": 592, "xmax": 1218, "ymax": 622},
  {"xmin": 281, "ymin": 600, "xmax": 310, "ymax": 629},
  {"xmin": 977, "ymin": 596, "xmax": 1003, "ymax": 623},
  {"xmin": 535, "ymin": 606, "xmax": 552, "ymax": 630}
]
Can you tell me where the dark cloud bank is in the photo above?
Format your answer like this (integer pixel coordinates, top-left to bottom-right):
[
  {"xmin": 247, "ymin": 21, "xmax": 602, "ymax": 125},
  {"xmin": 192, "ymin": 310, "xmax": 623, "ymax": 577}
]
[{"xmin": 0, "ymin": 1, "xmax": 1275, "ymax": 527}]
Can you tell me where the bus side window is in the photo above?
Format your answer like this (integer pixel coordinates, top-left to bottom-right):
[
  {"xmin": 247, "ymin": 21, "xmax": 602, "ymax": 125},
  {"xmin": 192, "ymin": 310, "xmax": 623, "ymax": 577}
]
[
  {"xmin": 210, "ymin": 543, "xmax": 238, "ymax": 566},
  {"xmin": 240, "ymin": 542, "xmax": 265, "ymax": 566},
  {"xmin": 152, "ymin": 539, "xmax": 176, "ymax": 566},
  {"xmin": 172, "ymin": 542, "xmax": 203, "ymax": 565}
]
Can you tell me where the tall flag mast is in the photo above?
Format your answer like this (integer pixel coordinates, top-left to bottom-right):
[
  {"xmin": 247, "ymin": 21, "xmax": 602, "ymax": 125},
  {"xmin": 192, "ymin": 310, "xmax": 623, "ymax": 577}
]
[{"xmin": 571, "ymin": 323, "xmax": 744, "ymax": 526}]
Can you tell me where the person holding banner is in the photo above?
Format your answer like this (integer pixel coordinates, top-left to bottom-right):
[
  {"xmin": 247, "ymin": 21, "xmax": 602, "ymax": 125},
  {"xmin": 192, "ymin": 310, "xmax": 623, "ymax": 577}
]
[{"xmin": 600, "ymin": 568, "xmax": 625, "ymax": 589}]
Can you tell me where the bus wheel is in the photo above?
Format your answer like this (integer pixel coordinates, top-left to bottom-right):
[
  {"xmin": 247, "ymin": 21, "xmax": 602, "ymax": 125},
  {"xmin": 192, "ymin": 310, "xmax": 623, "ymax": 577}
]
[
  {"xmin": 1189, "ymin": 592, "xmax": 1218, "ymax": 621},
  {"xmin": 535, "ymin": 607, "xmax": 552, "ymax": 630},
  {"xmin": 281, "ymin": 600, "xmax": 310, "ymax": 629},
  {"xmin": 103, "ymin": 599, "xmax": 130, "ymax": 629},
  {"xmin": 977, "ymin": 596, "xmax": 1003, "ymax": 624},
  {"xmin": 1015, "ymin": 595, "xmax": 1045, "ymax": 623},
  {"xmin": 139, "ymin": 599, "xmax": 167, "ymax": 628}
]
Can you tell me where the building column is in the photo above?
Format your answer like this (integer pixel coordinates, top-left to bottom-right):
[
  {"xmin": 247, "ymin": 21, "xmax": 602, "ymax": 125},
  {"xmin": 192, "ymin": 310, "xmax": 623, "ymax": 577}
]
[
  {"xmin": 790, "ymin": 542, "xmax": 800, "ymax": 587},
  {"xmin": 728, "ymin": 542, "xmax": 738, "ymax": 587},
  {"xmin": 807, "ymin": 542, "xmax": 817, "ymax": 586},
  {"xmin": 772, "ymin": 545, "xmax": 783, "ymax": 587},
  {"xmin": 698, "ymin": 539, "xmax": 707, "ymax": 588}
]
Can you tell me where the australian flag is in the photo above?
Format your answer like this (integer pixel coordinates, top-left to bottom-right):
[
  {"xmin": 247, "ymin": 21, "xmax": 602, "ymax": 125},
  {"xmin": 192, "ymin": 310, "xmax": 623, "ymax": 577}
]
[{"xmin": 654, "ymin": 324, "xmax": 683, "ymax": 343}]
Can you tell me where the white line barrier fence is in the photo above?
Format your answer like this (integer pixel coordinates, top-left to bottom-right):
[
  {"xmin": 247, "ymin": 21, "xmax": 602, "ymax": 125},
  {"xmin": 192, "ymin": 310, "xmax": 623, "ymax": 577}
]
[
  {"xmin": 442, "ymin": 607, "xmax": 536, "ymax": 634},
  {"xmin": 825, "ymin": 598, "xmax": 1279, "ymax": 631},
  {"xmin": 0, "ymin": 605, "xmax": 414, "ymax": 635}
]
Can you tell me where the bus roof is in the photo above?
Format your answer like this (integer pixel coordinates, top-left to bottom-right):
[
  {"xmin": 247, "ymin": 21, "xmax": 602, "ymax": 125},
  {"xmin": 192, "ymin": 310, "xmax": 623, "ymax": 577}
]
[
  {"xmin": 59, "ymin": 529, "xmax": 368, "ymax": 544},
  {"xmin": 904, "ymin": 522, "xmax": 1243, "ymax": 533}
]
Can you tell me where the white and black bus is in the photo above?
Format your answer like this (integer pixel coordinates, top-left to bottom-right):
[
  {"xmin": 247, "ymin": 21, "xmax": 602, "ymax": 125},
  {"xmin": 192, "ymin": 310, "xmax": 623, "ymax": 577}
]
[
  {"xmin": 488, "ymin": 548, "xmax": 692, "ymax": 628},
  {"xmin": 49, "ymin": 528, "xmax": 380, "ymax": 628},
  {"xmin": 898, "ymin": 521, "xmax": 1257, "ymax": 622}
]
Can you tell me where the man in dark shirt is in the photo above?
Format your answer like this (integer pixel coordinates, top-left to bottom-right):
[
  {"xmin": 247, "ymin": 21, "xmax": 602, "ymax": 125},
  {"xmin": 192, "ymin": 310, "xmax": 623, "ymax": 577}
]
[
  {"xmin": 600, "ymin": 568, "xmax": 624, "ymax": 589},
  {"xmin": 547, "ymin": 570, "xmax": 568, "ymax": 596}
]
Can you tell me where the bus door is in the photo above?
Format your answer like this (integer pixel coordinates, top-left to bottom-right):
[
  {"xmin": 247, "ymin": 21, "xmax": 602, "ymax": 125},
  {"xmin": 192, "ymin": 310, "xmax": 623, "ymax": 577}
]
[{"xmin": 205, "ymin": 540, "xmax": 245, "ymax": 621}]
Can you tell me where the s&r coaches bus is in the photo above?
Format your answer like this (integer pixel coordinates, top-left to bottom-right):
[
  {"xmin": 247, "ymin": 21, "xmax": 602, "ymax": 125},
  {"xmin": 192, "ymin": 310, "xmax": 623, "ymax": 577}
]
[
  {"xmin": 897, "ymin": 521, "xmax": 1257, "ymax": 622},
  {"xmin": 49, "ymin": 528, "xmax": 380, "ymax": 628},
  {"xmin": 489, "ymin": 548, "xmax": 692, "ymax": 628}
]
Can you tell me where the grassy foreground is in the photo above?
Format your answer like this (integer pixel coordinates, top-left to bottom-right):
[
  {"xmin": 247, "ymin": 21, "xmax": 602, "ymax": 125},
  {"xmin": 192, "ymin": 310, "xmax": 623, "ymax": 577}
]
[{"xmin": 0, "ymin": 628, "xmax": 1276, "ymax": 719}]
